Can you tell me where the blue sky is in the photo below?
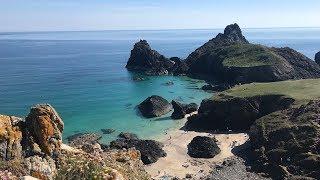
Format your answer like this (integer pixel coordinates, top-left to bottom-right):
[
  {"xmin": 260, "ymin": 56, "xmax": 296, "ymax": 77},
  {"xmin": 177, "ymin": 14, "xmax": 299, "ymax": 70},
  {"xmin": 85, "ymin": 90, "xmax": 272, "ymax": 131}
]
[{"xmin": 0, "ymin": 0, "xmax": 320, "ymax": 32}]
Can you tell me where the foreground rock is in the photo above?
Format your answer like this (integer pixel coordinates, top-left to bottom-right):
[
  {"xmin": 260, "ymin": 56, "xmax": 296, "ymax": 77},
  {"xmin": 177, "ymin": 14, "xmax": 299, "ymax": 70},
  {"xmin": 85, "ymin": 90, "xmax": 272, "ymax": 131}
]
[
  {"xmin": 315, "ymin": 51, "xmax": 320, "ymax": 65},
  {"xmin": 187, "ymin": 136, "xmax": 220, "ymax": 158},
  {"xmin": 185, "ymin": 94, "xmax": 295, "ymax": 131},
  {"xmin": 25, "ymin": 104, "xmax": 64, "ymax": 156},
  {"xmin": 138, "ymin": 95, "xmax": 171, "ymax": 118},
  {"xmin": 171, "ymin": 100, "xmax": 198, "ymax": 119},
  {"xmin": 0, "ymin": 104, "xmax": 151, "ymax": 179},
  {"xmin": 110, "ymin": 133, "xmax": 167, "ymax": 164},
  {"xmin": 249, "ymin": 100, "xmax": 320, "ymax": 179},
  {"xmin": 126, "ymin": 40, "xmax": 188, "ymax": 75},
  {"xmin": 0, "ymin": 104, "xmax": 63, "ymax": 179}
]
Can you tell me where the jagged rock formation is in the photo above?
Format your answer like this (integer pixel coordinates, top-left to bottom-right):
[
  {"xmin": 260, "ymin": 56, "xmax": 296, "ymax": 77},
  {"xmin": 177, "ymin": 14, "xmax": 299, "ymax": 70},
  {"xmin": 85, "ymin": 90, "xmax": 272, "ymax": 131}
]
[
  {"xmin": 186, "ymin": 24, "xmax": 320, "ymax": 83},
  {"xmin": 249, "ymin": 100, "xmax": 320, "ymax": 179},
  {"xmin": 185, "ymin": 94, "xmax": 295, "ymax": 131},
  {"xmin": 110, "ymin": 133, "xmax": 167, "ymax": 164},
  {"xmin": 138, "ymin": 95, "xmax": 171, "ymax": 118},
  {"xmin": 126, "ymin": 40, "xmax": 188, "ymax": 75},
  {"xmin": 0, "ymin": 104, "xmax": 63, "ymax": 179},
  {"xmin": 186, "ymin": 23, "xmax": 249, "ymax": 66},
  {"xmin": 187, "ymin": 136, "xmax": 220, "ymax": 158},
  {"xmin": 315, "ymin": 51, "xmax": 320, "ymax": 65},
  {"xmin": 25, "ymin": 104, "xmax": 64, "ymax": 156}
]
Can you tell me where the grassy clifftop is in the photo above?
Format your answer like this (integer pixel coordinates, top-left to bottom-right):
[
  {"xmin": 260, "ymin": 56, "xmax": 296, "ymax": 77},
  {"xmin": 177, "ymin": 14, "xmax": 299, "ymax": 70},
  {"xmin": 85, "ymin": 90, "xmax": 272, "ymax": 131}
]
[
  {"xmin": 217, "ymin": 79, "xmax": 320, "ymax": 103},
  {"xmin": 221, "ymin": 44, "xmax": 283, "ymax": 67}
]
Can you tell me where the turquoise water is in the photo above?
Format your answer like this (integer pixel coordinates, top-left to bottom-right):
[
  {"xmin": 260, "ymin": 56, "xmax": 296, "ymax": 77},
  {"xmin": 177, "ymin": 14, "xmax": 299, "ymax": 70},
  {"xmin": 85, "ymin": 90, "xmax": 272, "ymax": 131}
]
[{"xmin": 0, "ymin": 28, "xmax": 320, "ymax": 143}]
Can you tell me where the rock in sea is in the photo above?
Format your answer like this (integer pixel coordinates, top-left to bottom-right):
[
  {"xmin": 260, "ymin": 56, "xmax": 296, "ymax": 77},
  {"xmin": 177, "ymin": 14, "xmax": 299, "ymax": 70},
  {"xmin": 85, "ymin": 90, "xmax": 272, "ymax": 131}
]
[
  {"xmin": 101, "ymin": 128, "xmax": 115, "ymax": 134},
  {"xmin": 138, "ymin": 95, "xmax": 171, "ymax": 118},
  {"xmin": 187, "ymin": 136, "xmax": 221, "ymax": 158}
]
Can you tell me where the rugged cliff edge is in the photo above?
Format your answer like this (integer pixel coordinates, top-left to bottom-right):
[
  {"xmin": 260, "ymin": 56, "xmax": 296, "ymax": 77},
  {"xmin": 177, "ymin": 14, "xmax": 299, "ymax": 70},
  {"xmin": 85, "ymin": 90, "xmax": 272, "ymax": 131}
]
[
  {"xmin": 126, "ymin": 24, "xmax": 320, "ymax": 84},
  {"xmin": 0, "ymin": 104, "xmax": 150, "ymax": 179},
  {"xmin": 185, "ymin": 79, "xmax": 320, "ymax": 179}
]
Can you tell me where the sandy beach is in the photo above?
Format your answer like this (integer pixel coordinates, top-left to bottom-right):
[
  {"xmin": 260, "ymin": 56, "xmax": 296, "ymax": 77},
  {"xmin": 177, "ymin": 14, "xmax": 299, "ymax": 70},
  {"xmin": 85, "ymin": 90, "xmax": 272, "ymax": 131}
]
[{"xmin": 145, "ymin": 113, "xmax": 249, "ymax": 179}]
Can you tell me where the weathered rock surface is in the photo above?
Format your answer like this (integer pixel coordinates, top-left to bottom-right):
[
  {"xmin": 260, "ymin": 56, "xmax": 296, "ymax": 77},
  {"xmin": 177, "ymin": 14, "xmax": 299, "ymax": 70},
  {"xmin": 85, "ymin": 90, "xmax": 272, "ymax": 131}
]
[
  {"xmin": 171, "ymin": 100, "xmax": 198, "ymax": 119},
  {"xmin": 187, "ymin": 136, "xmax": 220, "ymax": 158},
  {"xmin": 110, "ymin": 133, "xmax": 166, "ymax": 164},
  {"xmin": 126, "ymin": 40, "xmax": 188, "ymax": 75},
  {"xmin": 0, "ymin": 115, "xmax": 23, "ymax": 160},
  {"xmin": 185, "ymin": 94, "xmax": 295, "ymax": 131},
  {"xmin": 315, "ymin": 51, "xmax": 320, "ymax": 65},
  {"xmin": 138, "ymin": 95, "xmax": 171, "ymax": 118},
  {"xmin": 249, "ymin": 100, "xmax": 320, "ymax": 179},
  {"xmin": 25, "ymin": 104, "xmax": 64, "ymax": 156}
]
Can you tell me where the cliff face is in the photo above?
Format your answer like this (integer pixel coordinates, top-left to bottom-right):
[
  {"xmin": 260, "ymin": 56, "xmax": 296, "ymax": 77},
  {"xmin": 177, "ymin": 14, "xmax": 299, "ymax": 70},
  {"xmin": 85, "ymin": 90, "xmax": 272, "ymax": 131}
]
[{"xmin": 0, "ymin": 104, "xmax": 150, "ymax": 180}]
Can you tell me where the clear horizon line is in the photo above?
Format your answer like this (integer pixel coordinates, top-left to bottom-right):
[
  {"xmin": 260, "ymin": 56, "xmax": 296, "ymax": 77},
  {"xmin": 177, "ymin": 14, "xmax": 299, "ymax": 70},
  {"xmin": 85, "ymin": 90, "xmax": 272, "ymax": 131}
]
[{"xmin": 1, "ymin": 26, "xmax": 320, "ymax": 34}]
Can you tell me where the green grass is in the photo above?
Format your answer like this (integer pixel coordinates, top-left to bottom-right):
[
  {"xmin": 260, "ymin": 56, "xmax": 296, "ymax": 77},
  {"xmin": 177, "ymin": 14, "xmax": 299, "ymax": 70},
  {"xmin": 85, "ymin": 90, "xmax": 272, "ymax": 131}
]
[
  {"xmin": 220, "ymin": 44, "xmax": 284, "ymax": 67},
  {"xmin": 217, "ymin": 79, "xmax": 320, "ymax": 104}
]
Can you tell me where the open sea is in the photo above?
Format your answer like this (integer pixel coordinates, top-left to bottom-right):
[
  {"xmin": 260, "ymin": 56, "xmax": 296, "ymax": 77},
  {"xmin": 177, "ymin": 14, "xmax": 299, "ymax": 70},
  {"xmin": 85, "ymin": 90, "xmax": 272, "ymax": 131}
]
[{"xmin": 0, "ymin": 28, "xmax": 320, "ymax": 143}]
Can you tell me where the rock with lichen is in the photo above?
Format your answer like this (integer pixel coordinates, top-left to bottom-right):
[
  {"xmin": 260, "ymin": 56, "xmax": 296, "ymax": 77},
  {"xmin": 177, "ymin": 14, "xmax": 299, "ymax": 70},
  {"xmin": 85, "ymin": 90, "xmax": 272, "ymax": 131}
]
[{"xmin": 24, "ymin": 104, "xmax": 64, "ymax": 156}]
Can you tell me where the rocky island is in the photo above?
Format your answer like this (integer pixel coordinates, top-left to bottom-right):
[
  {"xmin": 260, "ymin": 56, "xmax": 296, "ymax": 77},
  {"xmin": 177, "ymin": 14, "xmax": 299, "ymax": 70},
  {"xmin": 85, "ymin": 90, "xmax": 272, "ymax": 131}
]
[{"xmin": 127, "ymin": 24, "xmax": 320, "ymax": 85}]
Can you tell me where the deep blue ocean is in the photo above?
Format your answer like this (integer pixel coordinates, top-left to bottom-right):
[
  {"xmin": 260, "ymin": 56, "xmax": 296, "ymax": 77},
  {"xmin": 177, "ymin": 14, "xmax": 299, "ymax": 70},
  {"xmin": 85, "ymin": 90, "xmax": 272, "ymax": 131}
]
[{"xmin": 0, "ymin": 28, "xmax": 320, "ymax": 142}]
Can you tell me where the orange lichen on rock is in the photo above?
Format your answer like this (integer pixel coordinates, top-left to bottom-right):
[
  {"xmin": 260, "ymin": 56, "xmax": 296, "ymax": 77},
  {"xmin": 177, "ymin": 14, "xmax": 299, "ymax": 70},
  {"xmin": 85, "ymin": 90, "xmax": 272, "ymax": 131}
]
[
  {"xmin": 0, "ymin": 115, "xmax": 23, "ymax": 160},
  {"xmin": 25, "ymin": 104, "xmax": 64, "ymax": 156}
]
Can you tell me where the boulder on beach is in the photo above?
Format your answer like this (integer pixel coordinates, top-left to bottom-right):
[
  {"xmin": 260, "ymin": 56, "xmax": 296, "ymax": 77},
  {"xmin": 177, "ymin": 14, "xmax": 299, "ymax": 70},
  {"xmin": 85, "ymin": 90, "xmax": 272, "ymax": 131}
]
[
  {"xmin": 187, "ymin": 136, "xmax": 220, "ymax": 158},
  {"xmin": 110, "ymin": 133, "xmax": 166, "ymax": 164},
  {"xmin": 138, "ymin": 95, "xmax": 171, "ymax": 118},
  {"xmin": 184, "ymin": 103, "xmax": 198, "ymax": 114},
  {"xmin": 171, "ymin": 100, "xmax": 198, "ymax": 119},
  {"xmin": 171, "ymin": 100, "xmax": 186, "ymax": 119}
]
